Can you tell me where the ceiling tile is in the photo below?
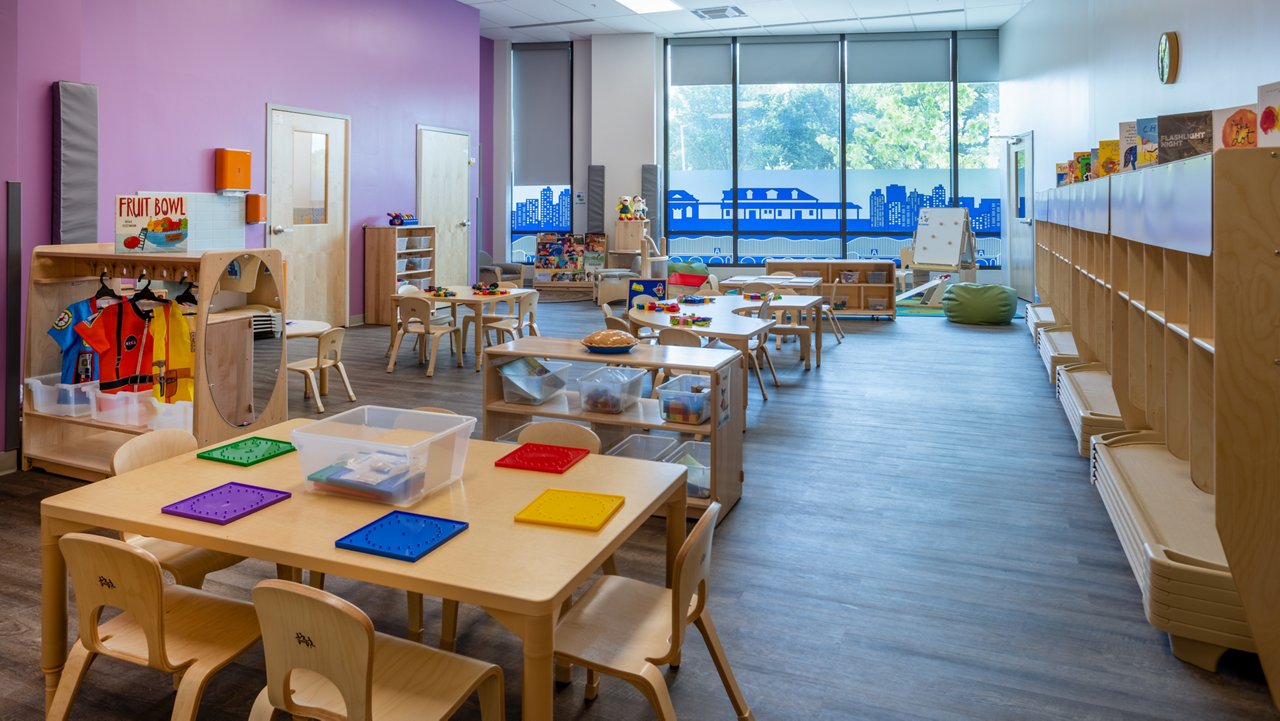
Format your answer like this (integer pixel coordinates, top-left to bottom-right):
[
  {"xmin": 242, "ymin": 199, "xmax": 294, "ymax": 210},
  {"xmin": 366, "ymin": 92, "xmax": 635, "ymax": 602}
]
[
  {"xmin": 553, "ymin": 0, "xmax": 636, "ymax": 19},
  {"xmin": 812, "ymin": 18, "xmax": 868, "ymax": 33},
  {"xmin": 516, "ymin": 25, "xmax": 579, "ymax": 41},
  {"xmin": 565, "ymin": 20, "xmax": 620, "ymax": 38},
  {"xmin": 476, "ymin": 3, "xmax": 540, "ymax": 27},
  {"xmin": 729, "ymin": 1, "xmax": 804, "ymax": 25},
  {"xmin": 798, "ymin": 0, "xmax": 857, "ymax": 23},
  {"xmin": 645, "ymin": 10, "xmax": 718, "ymax": 32},
  {"xmin": 480, "ymin": 26, "xmax": 519, "ymax": 39},
  {"xmin": 849, "ymin": 0, "xmax": 911, "ymax": 18},
  {"xmin": 502, "ymin": 0, "xmax": 589, "ymax": 24},
  {"xmin": 911, "ymin": 9, "xmax": 966, "ymax": 29},
  {"xmin": 907, "ymin": 0, "xmax": 963, "ymax": 12},
  {"xmin": 858, "ymin": 15, "xmax": 916, "ymax": 31},
  {"xmin": 964, "ymin": 4, "xmax": 1020, "ymax": 27},
  {"xmin": 963, "ymin": 0, "xmax": 1026, "ymax": 7},
  {"xmin": 597, "ymin": 14, "xmax": 663, "ymax": 33}
]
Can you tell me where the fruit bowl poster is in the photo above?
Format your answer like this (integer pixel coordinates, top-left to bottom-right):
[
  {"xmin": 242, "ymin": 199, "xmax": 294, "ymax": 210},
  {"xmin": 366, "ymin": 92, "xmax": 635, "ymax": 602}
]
[{"xmin": 115, "ymin": 194, "xmax": 189, "ymax": 253}]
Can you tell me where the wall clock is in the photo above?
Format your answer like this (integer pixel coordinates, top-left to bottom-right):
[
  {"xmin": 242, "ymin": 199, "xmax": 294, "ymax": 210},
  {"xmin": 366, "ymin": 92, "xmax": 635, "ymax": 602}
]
[{"xmin": 1158, "ymin": 32, "xmax": 1180, "ymax": 84}]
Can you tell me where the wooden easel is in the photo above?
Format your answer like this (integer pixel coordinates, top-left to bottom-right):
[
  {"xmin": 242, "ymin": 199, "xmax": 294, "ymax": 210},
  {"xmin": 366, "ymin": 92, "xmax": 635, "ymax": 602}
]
[{"xmin": 896, "ymin": 207, "xmax": 978, "ymax": 307}]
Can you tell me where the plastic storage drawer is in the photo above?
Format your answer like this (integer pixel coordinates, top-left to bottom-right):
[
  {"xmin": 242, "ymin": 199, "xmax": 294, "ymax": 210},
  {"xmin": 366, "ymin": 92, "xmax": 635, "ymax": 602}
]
[
  {"xmin": 25, "ymin": 374, "xmax": 97, "ymax": 417},
  {"xmin": 87, "ymin": 387, "xmax": 153, "ymax": 427},
  {"xmin": 577, "ymin": 366, "xmax": 646, "ymax": 414},
  {"xmin": 662, "ymin": 441, "xmax": 712, "ymax": 499},
  {"xmin": 656, "ymin": 374, "xmax": 712, "ymax": 424},
  {"xmin": 292, "ymin": 406, "xmax": 476, "ymax": 506},
  {"xmin": 499, "ymin": 360, "xmax": 571, "ymax": 405}
]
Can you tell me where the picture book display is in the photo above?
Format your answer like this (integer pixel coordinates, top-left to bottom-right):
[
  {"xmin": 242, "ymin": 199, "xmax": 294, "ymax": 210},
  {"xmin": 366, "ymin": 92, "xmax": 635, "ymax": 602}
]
[
  {"xmin": 1157, "ymin": 111, "xmax": 1212, "ymax": 164},
  {"xmin": 1213, "ymin": 105, "xmax": 1258, "ymax": 150},
  {"xmin": 1119, "ymin": 121, "xmax": 1139, "ymax": 173},
  {"xmin": 1055, "ymin": 163, "xmax": 1070, "ymax": 187},
  {"xmin": 115, "ymin": 195, "xmax": 189, "ymax": 253},
  {"xmin": 534, "ymin": 233, "xmax": 588, "ymax": 283},
  {"xmin": 1096, "ymin": 140, "xmax": 1120, "ymax": 177},
  {"xmin": 1073, "ymin": 151, "xmax": 1092, "ymax": 182},
  {"xmin": 1090, "ymin": 148, "xmax": 1100, "ymax": 178},
  {"xmin": 1257, "ymin": 81, "xmax": 1280, "ymax": 148},
  {"xmin": 584, "ymin": 233, "xmax": 606, "ymax": 272},
  {"xmin": 1137, "ymin": 117, "xmax": 1159, "ymax": 167}
]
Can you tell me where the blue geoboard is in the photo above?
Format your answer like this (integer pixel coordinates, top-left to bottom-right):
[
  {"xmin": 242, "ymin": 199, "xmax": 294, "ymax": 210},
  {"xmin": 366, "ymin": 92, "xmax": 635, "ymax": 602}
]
[{"xmin": 335, "ymin": 510, "xmax": 468, "ymax": 562}]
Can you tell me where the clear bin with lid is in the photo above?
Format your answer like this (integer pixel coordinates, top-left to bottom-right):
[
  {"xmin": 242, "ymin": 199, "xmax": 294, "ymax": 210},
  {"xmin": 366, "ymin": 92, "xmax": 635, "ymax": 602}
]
[
  {"xmin": 24, "ymin": 373, "xmax": 97, "ymax": 417},
  {"xmin": 662, "ymin": 440, "xmax": 712, "ymax": 499},
  {"xmin": 87, "ymin": 386, "xmax": 153, "ymax": 427},
  {"xmin": 499, "ymin": 358, "xmax": 571, "ymax": 405},
  {"xmin": 292, "ymin": 406, "xmax": 477, "ymax": 506},
  {"xmin": 577, "ymin": 366, "xmax": 646, "ymax": 414},
  {"xmin": 606, "ymin": 434, "xmax": 676, "ymax": 461},
  {"xmin": 656, "ymin": 374, "xmax": 712, "ymax": 424}
]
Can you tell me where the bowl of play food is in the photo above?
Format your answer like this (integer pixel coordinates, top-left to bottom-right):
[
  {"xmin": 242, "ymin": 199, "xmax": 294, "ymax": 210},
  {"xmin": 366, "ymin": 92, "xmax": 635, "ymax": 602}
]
[{"xmin": 581, "ymin": 329, "xmax": 638, "ymax": 355}]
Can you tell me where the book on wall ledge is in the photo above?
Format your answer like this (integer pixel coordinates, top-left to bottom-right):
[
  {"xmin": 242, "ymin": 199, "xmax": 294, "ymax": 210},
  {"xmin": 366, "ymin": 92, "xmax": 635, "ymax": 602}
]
[
  {"xmin": 1157, "ymin": 111, "xmax": 1212, "ymax": 163},
  {"xmin": 1119, "ymin": 121, "xmax": 1139, "ymax": 172},
  {"xmin": 1212, "ymin": 105, "xmax": 1258, "ymax": 150},
  {"xmin": 1056, "ymin": 163, "xmax": 1070, "ymax": 187},
  {"xmin": 1073, "ymin": 151, "xmax": 1092, "ymax": 182},
  {"xmin": 1096, "ymin": 140, "xmax": 1119, "ymax": 177},
  {"xmin": 1089, "ymin": 148, "xmax": 1100, "ymax": 179},
  {"xmin": 1257, "ymin": 80, "xmax": 1280, "ymax": 148},
  {"xmin": 1136, "ymin": 117, "xmax": 1159, "ymax": 167}
]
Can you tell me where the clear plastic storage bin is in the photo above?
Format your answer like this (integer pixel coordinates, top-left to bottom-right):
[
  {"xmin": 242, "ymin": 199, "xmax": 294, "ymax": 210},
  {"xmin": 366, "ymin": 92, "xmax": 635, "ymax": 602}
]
[
  {"xmin": 606, "ymin": 434, "xmax": 676, "ymax": 461},
  {"xmin": 866, "ymin": 270, "xmax": 888, "ymax": 284},
  {"xmin": 24, "ymin": 373, "xmax": 97, "ymax": 417},
  {"xmin": 292, "ymin": 406, "xmax": 477, "ymax": 506},
  {"xmin": 87, "ymin": 387, "xmax": 153, "ymax": 427},
  {"xmin": 663, "ymin": 441, "xmax": 712, "ymax": 499},
  {"xmin": 149, "ymin": 398, "xmax": 193, "ymax": 432},
  {"xmin": 656, "ymin": 374, "xmax": 712, "ymax": 425},
  {"xmin": 499, "ymin": 359, "xmax": 570, "ymax": 405},
  {"xmin": 577, "ymin": 366, "xmax": 646, "ymax": 414},
  {"xmin": 495, "ymin": 420, "xmax": 593, "ymax": 445}
]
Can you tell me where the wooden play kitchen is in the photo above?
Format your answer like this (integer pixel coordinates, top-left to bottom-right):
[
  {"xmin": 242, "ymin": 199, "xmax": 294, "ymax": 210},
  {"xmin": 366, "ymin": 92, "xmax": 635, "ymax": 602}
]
[
  {"xmin": 22, "ymin": 244, "xmax": 287, "ymax": 480},
  {"xmin": 481, "ymin": 336, "xmax": 744, "ymax": 519},
  {"xmin": 1031, "ymin": 148, "xmax": 1280, "ymax": 706}
]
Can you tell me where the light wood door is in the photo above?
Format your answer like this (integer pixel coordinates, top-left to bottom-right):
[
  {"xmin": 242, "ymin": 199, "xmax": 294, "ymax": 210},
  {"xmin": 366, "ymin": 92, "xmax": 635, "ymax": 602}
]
[
  {"xmin": 1006, "ymin": 131, "xmax": 1035, "ymax": 301},
  {"xmin": 417, "ymin": 126, "xmax": 471, "ymax": 286},
  {"xmin": 268, "ymin": 107, "xmax": 349, "ymax": 326}
]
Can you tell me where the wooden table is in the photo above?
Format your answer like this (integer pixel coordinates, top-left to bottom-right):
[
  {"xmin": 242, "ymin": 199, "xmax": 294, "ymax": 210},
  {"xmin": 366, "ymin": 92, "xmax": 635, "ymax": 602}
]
[
  {"xmin": 39, "ymin": 419, "xmax": 687, "ymax": 721},
  {"xmin": 728, "ymin": 294, "xmax": 826, "ymax": 369},
  {"xmin": 720, "ymin": 274, "xmax": 823, "ymax": 291},
  {"xmin": 283, "ymin": 319, "xmax": 331, "ymax": 338},
  {"xmin": 395, "ymin": 287, "xmax": 536, "ymax": 371}
]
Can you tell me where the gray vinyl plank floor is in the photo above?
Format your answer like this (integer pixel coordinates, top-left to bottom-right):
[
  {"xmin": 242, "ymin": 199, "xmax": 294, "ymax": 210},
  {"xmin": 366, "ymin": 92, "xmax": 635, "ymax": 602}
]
[{"xmin": 3, "ymin": 301, "xmax": 1273, "ymax": 720}]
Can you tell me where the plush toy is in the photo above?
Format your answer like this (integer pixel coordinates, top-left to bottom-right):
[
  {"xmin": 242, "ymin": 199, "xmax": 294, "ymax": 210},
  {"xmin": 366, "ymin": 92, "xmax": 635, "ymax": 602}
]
[
  {"xmin": 617, "ymin": 196, "xmax": 633, "ymax": 221},
  {"xmin": 631, "ymin": 195, "xmax": 647, "ymax": 220}
]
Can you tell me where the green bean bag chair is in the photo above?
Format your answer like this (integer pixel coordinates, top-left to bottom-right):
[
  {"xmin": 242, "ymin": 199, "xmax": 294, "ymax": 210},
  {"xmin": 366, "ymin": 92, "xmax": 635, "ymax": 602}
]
[{"xmin": 941, "ymin": 283, "xmax": 1017, "ymax": 325}]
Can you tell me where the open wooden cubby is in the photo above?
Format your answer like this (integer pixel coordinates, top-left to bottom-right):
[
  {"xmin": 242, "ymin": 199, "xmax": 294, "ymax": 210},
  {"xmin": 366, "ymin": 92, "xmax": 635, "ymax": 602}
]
[{"xmin": 1031, "ymin": 151, "xmax": 1280, "ymax": 707}]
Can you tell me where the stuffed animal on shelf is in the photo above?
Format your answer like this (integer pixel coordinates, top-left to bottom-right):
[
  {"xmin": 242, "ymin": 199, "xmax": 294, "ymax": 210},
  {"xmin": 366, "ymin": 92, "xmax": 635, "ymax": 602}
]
[
  {"xmin": 631, "ymin": 195, "xmax": 647, "ymax": 220},
  {"xmin": 617, "ymin": 196, "xmax": 633, "ymax": 221}
]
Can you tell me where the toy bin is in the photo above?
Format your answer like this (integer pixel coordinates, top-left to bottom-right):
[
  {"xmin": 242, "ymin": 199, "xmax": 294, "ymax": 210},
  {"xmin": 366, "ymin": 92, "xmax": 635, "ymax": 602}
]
[
  {"xmin": 606, "ymin": 434, "xmax": 676, "ymax": 461},
  {"xmin": 87, "ymin": 387, "xmax": 153, "ymax": 427},
  {"xmin": 395, "ymin": 237, "xmax": 409, "ymax": 252},
  {"xmin": 866, "ymin": 270, "xmax": 888, "ymax": 284},
  {"xmin": 868, "ymin": 297, "xmax": 888, "ymax": 311},
  {"xmin": 496, "ymin": 420, "xmax": 594, "ymax": 445},
  {"xmin": 24, "ymin": 374, "xmax": 97, "ymax": 417},
  {"xmin": 292, "ymin": 406, "xmax": 476, "ymax": 506},
  {"xmin": 656, "ymin": 374, "xmax": 712, "ymax": 425},
  {"xmin": 149, "ymin": 399, "xmax": 193, "ymax": 433},
  {"xmin": 577, "ymin": 366, "xmax": 646, "ymax": 414},
  {"xmin": 662, "ymin": 441, "xmax": 712, "ymax": 499},
  {"xmin": 396, "ymin": 259, "xmax": 408, "ymax": 273},
  {"xmin": 499, "ymin": 359, "xmax": 571, "ymax": 405},
  {"xmin": 839, "ymin": 270, "xmax": 860, "ymax": 284}
]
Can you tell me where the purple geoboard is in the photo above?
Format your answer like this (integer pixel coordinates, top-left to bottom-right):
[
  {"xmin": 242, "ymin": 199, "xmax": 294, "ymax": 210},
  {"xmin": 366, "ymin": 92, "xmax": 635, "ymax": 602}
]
[{"xmin": 162, "ymin": 482, "xmax": 292, "ymax": 525}]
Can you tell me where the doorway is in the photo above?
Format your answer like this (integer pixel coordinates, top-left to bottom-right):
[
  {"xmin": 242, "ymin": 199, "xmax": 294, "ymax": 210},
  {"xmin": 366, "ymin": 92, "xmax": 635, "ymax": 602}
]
[
  {"xmin": 417, "ymin": 126, "xmax": 472, "ymax": 287},
  {"xmin": 1005, "ymin": 131, "xmax": 1035, "ymax": 300},
  {"xmin": 266, "ymin": 106, "xmax": 350, "ymax": 326}
]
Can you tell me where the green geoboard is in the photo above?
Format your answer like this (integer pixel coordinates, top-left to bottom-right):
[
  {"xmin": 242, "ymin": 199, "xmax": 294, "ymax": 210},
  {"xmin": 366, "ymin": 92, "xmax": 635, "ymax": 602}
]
[{"xmin": 197, "ymin": 437, "xmax": 296, "ymax": 467}]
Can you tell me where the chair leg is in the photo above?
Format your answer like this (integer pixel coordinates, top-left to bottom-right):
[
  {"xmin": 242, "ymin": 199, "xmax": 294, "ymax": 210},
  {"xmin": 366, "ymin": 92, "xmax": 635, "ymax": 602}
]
[
  {"xmin": 309, "ymin": 571, "xmax": 326, "ymax": 589},
  {"xmin": 46, "ymin": 643, "xmax": 96, "ymax": 721},
  {"xmin": 695, "ymin": 612, "xmax": 755, "ymax": 720},
  {"xmin": 169, "ymin": 661, "xmax": 222, "ymax": 721},
  {"xmin": 585, "ymin": 668, "xmax": 601, "ymax": 700},
  {"xmin": 335, "ymin": 362, "xmax": 356, "ymax": 401},
  {"xmin": 625, "ymin": 663, "xmax": 678, "ymax": 721},
  {"xmin": 417, "ymin": 333, "xmax": 427, "ymax": 366},
  {"xmin": 276, "ymin": 564, "xmax": 302, "ymax": 582},
  {"xmin": 303, "ymin": 370, "xmax": 324, "ymax": 413},
  {"xmin": 407, "ymin": 592, "xmax": 424, "ymax": 643},
  {"xmin": 602, "ymin": 554, "xmax": 619, "ymax": 575},
  {"xmin": 440, "ymin": 599, "xmax": 459, "ymax": 653},
  {"xmin": 426, "ymin": 334, "xmax": 441, "ymax": 377},
  {"xmin": 386, "ymin": 330, "xmax": 405, "ymax": 373},
  {"xmin": 476, "ymin": 669, "xmax": 506, "ymax": 721},
  {"xmin": 759, "ymin": 346, "xmax": 779, "ymax": 386},
  {"xmin": 247, "ymin": 687, "xmax": 276, "ymax": 721},
  {"xmin": 746, "ymin": 350, "xmax": 768, "ymax": 401},
  {"xmin": 453, "ymin": 330, "xmax": 463, "ymax": 367}
]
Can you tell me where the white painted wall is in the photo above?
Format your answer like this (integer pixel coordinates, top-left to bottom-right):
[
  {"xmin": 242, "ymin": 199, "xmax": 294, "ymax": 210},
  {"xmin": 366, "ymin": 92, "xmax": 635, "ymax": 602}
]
[
  {"xmin": 491, "ymin": 39, "xmax": 512, "ymax": 261},
  {"xmin": 1000, "ymin": 0, "xmax": 1280, "ymax": 192},
  {"xmin": 589, "ymin": 33, "xmax": 662, "ymax": 229}
]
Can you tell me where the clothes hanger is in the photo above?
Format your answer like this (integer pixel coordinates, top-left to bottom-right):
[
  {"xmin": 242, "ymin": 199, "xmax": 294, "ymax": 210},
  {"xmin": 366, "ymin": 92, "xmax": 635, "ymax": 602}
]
[
  {"xmin": 173, "ymin": 271, "xmax": 198, "ymax": 306},
  {"xmin": 94, "ymin": 271, "xmax": 121, "ymax": 301},
  {"xmin": 131, "ymin": 271, "xmax": 162, "ymax": 304}
]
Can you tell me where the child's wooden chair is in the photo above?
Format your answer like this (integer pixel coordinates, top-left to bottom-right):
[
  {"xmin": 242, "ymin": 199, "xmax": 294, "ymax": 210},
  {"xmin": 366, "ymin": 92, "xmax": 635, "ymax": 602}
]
[
  {"xmin": 387, "ymin": 296, "xmax": 461, "ymax": 378},
  {"xmin": 111, "ymin": 430, "xmax": 245, "ymax": 587},
  {"xmin": 554, "ymin": 502, "xmax": 753, "ymax": 720},
  {"xmin": 742, "ymin": 281, "xmax": 775, "ymax": 295},
  {"xmin": 288, "ymin": 327, "xmax": 357, "ymax": 413},
  {"xmin": 484, "ymin": 290, "xmax": 540, "ymax": 344},
  {"xmin": 516, "ymin": 420, "xmax": 602, "ymax": 452},
  {"xmin": 249, "ymin": 579, "xmax": 503, "ymax": 721},
  {"xmin": 605, "ymin": 314, "xmax": 656, "ymax": 343},
  {"xmin": 48, "ymin": 533, "xmax": 262, "ymax": 721}
]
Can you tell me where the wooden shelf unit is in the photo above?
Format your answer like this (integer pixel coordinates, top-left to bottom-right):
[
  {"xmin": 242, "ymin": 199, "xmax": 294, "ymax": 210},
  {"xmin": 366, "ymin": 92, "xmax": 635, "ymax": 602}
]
[
  {"xmin": 23, "ymin": 244, "xmax": 288, "ymax": 480},
  {"xmin": 764, "ymin": 259, "xmax": 897, "ymax": 318},
  {"xmin": 363, "ymin": 224, "xmax": 437, "ymax": 325},
  {"xmin": 481, "ymin": 336, "xmax": 744, "ymax": 521},
  {"xmin": 1032, "ymin": 151, "xmax": 1280, "ymax": 706}
]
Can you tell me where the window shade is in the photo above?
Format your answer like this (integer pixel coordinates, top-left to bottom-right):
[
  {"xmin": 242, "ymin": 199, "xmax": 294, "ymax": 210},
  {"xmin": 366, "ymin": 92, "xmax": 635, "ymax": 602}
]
[
  {"xmin": 739, "ymin": 38, "xmax": 839, "ymax": 85},
  {"xmin": 846, "ymin": 34, "xmax": 951, "ymax": 84},
  {"xmin": 670, "ymin": 41, "xmax": 732, "ymax": 86},
  {"xmin": 512, "ymin": 44, "xmax": 571, "ymax": 186},
  {"xmin": 957, "ymin": 31, "xmax": 999, "ymax": 82}
]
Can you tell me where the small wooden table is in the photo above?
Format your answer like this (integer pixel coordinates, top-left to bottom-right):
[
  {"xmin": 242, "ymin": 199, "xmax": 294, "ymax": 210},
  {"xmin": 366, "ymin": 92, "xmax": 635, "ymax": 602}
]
[
  {"xmin": 720, "ymin": 275, "xmax": 823, "ymax": 291},
  {"xmin": 283, "ymin": 319, "xmax": 331, "ymax": 338},
  {"xmin": 39, "ymin": 419, "xmax": 687, "ymax": 721},
  {"xmin": 395, "ymin": 287, "xmax": 536, "ymax": 371}
]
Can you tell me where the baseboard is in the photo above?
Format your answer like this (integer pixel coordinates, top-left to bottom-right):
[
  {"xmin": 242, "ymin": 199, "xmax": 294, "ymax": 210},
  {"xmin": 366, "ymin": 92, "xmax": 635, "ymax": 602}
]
[
  {"xmin": 348, "ymin": 313, "xmax": 365, "ymax": 327},
  {"xmin": 0, "ymin": 449, "xmax": 19, "ymax": 476}
]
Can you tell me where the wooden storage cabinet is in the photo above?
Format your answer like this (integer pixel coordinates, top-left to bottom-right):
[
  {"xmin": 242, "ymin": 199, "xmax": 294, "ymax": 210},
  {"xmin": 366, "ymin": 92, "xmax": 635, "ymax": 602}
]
[
  {"xmin": 481, "ymin": 336, "xmax": 745, "ymax": 520},
  {"xmin": 364, "ymin": 225, "xmax": 436, "ymax": 325},
  {"xmin": 765, "ymin": 259, "xmax": 897, "ymax": 318},
  {"xmin": 23, "ymin": 245, "xmax": 287, "ymax": 480}
]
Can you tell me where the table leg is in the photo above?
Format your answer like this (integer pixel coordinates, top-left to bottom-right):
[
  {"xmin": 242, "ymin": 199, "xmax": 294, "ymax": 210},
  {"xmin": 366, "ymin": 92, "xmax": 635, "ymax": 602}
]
[
  {"xmin": 484, "ymin": 608, "xmax": 556, "ymax": 721},
  {"xmin": 813, "ymin": 303, "xmax": 823, "ymax": 368},
  {"xmin": 665, "ymin": 485, "xmax": 688, "ymax": 587},
  {"xmin": 41, "ymin": 520, "xmax": 69, "ymax": 713},
  {"xmin": 471, "ymin": 301, "xmax": 484, "ymax": 372},
  {"xmin": 727, "ymin": 338, "xmax": 751, "ymax": 412}
]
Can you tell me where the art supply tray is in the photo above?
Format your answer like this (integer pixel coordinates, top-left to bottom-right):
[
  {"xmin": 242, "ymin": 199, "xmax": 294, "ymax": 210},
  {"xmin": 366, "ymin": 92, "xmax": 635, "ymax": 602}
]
[
  {"xmin": 515, "ymin": 488, "xmax": 625, "ymax": 531},
  {"xmin": 335, "ymin": 510, "xmax": 468, "ymax": 562},
  {"xmin": 162, "ymin": 482, "xmax": 291, "ymax": 525},
  {"xmin": 197, "ymin": 437, "xmax": 296, "ymax": 466}
]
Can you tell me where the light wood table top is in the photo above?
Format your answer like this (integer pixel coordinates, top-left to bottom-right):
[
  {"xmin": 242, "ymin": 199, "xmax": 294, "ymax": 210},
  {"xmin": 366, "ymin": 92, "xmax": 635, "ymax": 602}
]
[
  {"xmin": 721, "ymin": 274, "xmax": 823, "ymax": 290},
  {"xmin": 40, "ymin": 418, "xmax": 687, "ymax": 721},
  {"xmin": 628, "ymin": 297, "xmax": 776, "ymax": 340},
  {"xmin": 283, "ymin": 319, "xmax": 331, "ymax": 338}
]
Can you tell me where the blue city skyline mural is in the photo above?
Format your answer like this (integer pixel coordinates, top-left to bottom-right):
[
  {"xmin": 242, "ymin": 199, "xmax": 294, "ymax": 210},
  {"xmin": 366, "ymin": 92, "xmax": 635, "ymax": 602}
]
[
  {"xmin": 667, "ymin": 183, "xmax": 1004, "ymax": 235},
  {"xmin": 511, "ymin": 186, "xmax": 571, "ymax": 232}
]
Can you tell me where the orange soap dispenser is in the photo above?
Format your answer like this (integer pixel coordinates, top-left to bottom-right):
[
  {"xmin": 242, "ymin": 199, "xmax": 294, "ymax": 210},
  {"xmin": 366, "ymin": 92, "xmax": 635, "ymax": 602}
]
[{"xmin": 215, "ymin": 148, "xmax": 251, "ymax": 194}]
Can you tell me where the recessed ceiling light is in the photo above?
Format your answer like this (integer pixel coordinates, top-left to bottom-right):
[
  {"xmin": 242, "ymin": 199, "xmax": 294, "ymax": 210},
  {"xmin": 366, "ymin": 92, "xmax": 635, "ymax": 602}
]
[
  {"xmin": 617, "ymin": 0, "xmax": 681, "ymax": 14},
  {"xmin": 692, "ymin": 6, "xmax": 746, "ymax": 20}
]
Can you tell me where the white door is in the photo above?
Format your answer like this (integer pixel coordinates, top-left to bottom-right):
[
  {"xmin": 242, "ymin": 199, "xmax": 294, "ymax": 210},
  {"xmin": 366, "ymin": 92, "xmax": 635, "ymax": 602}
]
[
  {"xmin": 1006, "ymin": 132, "xmax": 1035, "ymax": 301},
  {"xmin": 268, "ymin": 107, "xmax": 350, "ymax": 326},
  {"xmin": 417, "ymin": 126, "xmax": 472, "ymax": 287}
]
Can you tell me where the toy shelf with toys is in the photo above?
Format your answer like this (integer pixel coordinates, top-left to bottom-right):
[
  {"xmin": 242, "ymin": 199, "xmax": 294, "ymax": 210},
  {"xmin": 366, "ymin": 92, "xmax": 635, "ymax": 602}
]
[
  {"xmin": 363, "ymin": 224, "xmax": 437, "ymax": 325},
  {"xmin": 764, "ymin": 259, "xmax": 898, "ymax": 318}
]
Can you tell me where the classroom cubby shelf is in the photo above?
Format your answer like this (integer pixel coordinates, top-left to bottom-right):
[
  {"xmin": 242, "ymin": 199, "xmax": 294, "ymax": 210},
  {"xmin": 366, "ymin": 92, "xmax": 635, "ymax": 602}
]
[{"xmin": 1031, "ymin": 150, "xmax": 1280, "ymax": 708}]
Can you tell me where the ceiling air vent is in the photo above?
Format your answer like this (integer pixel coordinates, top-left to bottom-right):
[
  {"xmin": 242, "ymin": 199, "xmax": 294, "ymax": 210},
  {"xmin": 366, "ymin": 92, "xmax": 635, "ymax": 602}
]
[{"xmin": 692, "ymin": 6, "xmax": 747, "ymax": 20}]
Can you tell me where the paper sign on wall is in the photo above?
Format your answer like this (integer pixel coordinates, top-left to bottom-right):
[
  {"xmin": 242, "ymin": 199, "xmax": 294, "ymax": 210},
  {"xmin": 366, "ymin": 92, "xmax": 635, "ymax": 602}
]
[{"xmin": 115, "ymin": 194, "xmax": 189, "ymax": 253}]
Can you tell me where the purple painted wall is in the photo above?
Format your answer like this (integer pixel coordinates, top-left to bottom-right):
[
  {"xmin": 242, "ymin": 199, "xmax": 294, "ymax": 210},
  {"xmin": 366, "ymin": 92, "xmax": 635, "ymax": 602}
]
[
  {"xmin": 1, "ymin": 1, "xmax": 16, "ymax": 452},
  {"xmin": 479, "ymin": 36, "xmax": 495, "ymax": 257},
  {"xmin": 3, "ymin": 0, "xmax": 481, "ymax": 451}
]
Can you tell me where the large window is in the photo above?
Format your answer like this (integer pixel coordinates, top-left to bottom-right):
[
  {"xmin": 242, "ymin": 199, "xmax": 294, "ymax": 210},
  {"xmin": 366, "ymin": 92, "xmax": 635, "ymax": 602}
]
[
  {"xmin": 510, "ymin": 44, "xmax": 572, "ymax": 262},
  {"xmin": 665, "ymin": 32, "xmax": 1002, "ymax": 266}
]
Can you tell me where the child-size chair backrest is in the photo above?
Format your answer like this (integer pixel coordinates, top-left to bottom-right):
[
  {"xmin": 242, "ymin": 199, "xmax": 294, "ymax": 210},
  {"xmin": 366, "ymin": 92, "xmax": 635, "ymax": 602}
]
[
  {"xmin": 600, "ymin": 303, "xmax": 615, "ymax": 319},
  {"xmin": 603, "ymin": 316, "xmax": 631, "ymax": 333},
  {"xmin": 59, "ymin": 533, "xmax": 175, "ymax": 671},
  {"xmin": 252, "ymin": 579, "xmax": 376, "ymax": 721},
  {"xmin": 520, "ymin": 290, "xmax": 539, "ymax": 324},
  {"xmin": 111, "ymin": 429, "xmax": 198, "ymax": 475},
  {"xmin": 743, "ymin": 281, "xmax": 774, "ymax": 295},
  {"xmin": 317, "ymin": 327, "xmax": 346, "ymax": 364},
  {"xmin": 516, "ymin": 421, "xmax": 601, "ymax": 453},
  {"xmin": 757, "ymin": 295, "xmax": 773, "ymax": 320},
  {"xmin": 397, "ymin": 295, "xmax": 435, "ymax": 327},
  {"xmin": 655, "ymin": 501, "xmax": 721, "ymax": 664},
  {"xmin": 704, "ymin": 274, "xmax": 721, "ymax": 293},
  {"xmin": 658, "ymin": 327, "xmax": 701, "ymax": 348}
]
